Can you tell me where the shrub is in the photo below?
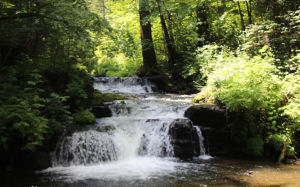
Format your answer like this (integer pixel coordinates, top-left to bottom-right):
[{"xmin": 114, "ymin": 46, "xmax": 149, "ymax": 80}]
[
  {"xmin": 73, "ymin": 110, "xmax": 96, "ymax": 125},
  {"xmin": 246, "ymin": 137, "xmax": 264, "ymax": 157},
  {"xmin": 280, "ymin": 71, "xmax": 300, "ymax": 127},
  {"xmin": 204, "ymin": 50, "xmax": 283, "ymax": 112},
  {"xmin": 91, "ymin": 90, "xmax": 104, "ymax": 106},
  {"xmin": 267, "ymin": 134, "xmax": 291, "ymax": 152},
  {"xmin": 93, "ymin": 53, "xmax": 141, "ymax": 77}
]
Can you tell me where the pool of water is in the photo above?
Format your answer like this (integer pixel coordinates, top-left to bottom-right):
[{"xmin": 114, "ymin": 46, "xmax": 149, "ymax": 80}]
[{"xmin": 2, "ymin": 157, "xmax": 299, "ymax": 187}]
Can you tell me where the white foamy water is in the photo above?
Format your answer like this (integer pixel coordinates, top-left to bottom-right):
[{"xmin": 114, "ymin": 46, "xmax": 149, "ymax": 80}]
[
  {"xmin": 42, "ymin": 157, "xmax": 182, "ymax": 181},
  {"xmin": 93, "ymin": 77, "xmax": 156, "ymax": 94},
  {"xmin": 43, "ymin": 77, "xmax": 208, "ymax": 181}
]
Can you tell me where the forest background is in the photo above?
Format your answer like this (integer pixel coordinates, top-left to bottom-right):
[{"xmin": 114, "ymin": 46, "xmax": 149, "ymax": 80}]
[{"xmin": 0, "ymin": 0, "xmax": 299, "ymax": 168}]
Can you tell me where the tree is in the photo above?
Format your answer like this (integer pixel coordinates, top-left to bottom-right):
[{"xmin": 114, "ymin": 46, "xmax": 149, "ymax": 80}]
[
  {"xmin": 156, "ymin": 0, "xmax": 176, "ymax": 66},
  {"xmin": 196, "ymin": 1, "xmax": 209, "ymax": 47},
  {"xmin": 245, "ymin": 0, "xmax": 252, "ymax": 24},
  {"xmin": 236, "ymin": 0, "xmax": 245, "ymax": 30},
  {"xmin": 138, "ymin": 0, "xmax": 158, "ymax": 74}
]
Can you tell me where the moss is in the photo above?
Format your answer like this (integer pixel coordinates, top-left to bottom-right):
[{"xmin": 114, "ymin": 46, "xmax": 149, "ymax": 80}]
[
  {"xmin": 192, "ymin": 94, "xmax": 205, "ymax": 103},
  {"xmin": 91, "ymin": 90, "xmax": 127, "ymax": 106},
  {"xmin": 91, "ymin": 91, "xmax": 104, "ymax": 105},
  {"xmin": 73, "ymin": 110, "xmax": 95, "ymax": 125},
  {"xmin": 102, "ymin": 93, "xmax": 127, "ymax": 102},
  {"xmin": 192, "ymin": 88, "xmax": 215, "ymax": 104}
]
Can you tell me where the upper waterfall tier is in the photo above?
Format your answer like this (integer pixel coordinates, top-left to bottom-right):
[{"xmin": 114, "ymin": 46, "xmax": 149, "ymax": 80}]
[{"xmin": 93, "ymin": 77, "xmax": 157, "ymax": 94}]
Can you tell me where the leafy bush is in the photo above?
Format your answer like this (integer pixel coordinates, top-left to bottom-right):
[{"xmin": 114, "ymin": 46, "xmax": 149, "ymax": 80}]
[
  {"xmin": 267, "ymin": 134, "xmax": 291, "ymax": 152},
  {"xmin": 0, "ymin": 103, "xmax": 48, "ymax": 151},
  {"xmin": 280, "ymin": 71, "xmax": 300, "ymax": 126},
  {"xmin": 91, "ymin": 91, "xmax": 105, "ymax": 106},
  {"xmin": 246, "ymin": 137, "xmax": 264, "ymax": 157},
  {"xmin": 183, "ymin": 45, "xmax": 232, "ymax": 85},
  {"xmin": 73, "ymin": 110, "xmax": 96, "ymax": 125},
  {"xmin": 204, "ymin": 50, "xmax": 283, "ymax": 112},
  {"xmin": 93, "ymin": 53, "xmax": 141, "ymax": 77},
  {"xmin": 191, "ymin": 46, "xmax": 300, "ymax": 156}
]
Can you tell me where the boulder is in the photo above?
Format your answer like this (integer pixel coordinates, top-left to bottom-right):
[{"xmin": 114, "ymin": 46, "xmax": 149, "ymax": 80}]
[
  {"xmin": 169, "ymin": 118, "xmax": 198, "ymax": 159},
  {"xmin": 184, "ymin": 105, "xmax": 226, "ymax": 128},
  {"xmin": 91, "ymin": 106, "xmax": 112, "ymax": 118},
  {"xmin": 184, "ymin": 105, "xmax": 235, "ymax": 157}
]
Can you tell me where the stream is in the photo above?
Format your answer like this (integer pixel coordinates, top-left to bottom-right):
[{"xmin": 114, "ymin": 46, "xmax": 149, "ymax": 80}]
[{"xmin": 2, "ymin": 77, "xmax": 300, "ymax": 187}]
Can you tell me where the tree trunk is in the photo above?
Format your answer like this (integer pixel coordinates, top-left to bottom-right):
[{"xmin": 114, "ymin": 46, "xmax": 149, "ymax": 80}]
[
  {"xmin": 102, "ymin": 0, "xmax": 105, "ymax": 19},
  {"xmin": 245, "ymin": 0, "xmax": 252, "ymax": 24},
  {"xmin": 278, "ymin": 144, "xmax": 287, "ymax": 164},
  {"xmin": 236, "ymin": 1, "xmax": 245, "ymax": 30},
  {"xmin": 139, "ymin": 0, "xmax": 158, "ymax": 71},
  {"xmin": 156, "ymin": 0, "xmax": 176, "ymax": 65},
  {"xmin": 196, "ymin": 3, "xmax": 209, "ymax": 47},
  {"xmin": 166, "ymin": 12, "xmax": 175, "ymax": 46}
]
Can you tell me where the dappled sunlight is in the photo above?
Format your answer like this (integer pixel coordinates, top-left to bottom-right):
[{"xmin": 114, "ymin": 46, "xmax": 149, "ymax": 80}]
[{"xmin": 237, "ymin": 161, "xmax": 300, "ymax": 187}]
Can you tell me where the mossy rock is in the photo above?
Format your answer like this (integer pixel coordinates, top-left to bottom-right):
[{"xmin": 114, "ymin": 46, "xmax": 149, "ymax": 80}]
[
  {"xmin": 73, "ymin": 110, "xmax": 96, "ymax": 125},
  {"xmin": 91, "ymin": 90, "xmax": 127, "ymax": 106},
  {"xmin": 192, "ymin": 89, "xmax": 216, "ymax": 104}
]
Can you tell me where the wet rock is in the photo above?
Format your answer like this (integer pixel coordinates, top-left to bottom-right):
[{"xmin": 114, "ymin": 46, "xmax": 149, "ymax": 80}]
[
  {"xmin": 283, "ymin": 158, "xmax": 297, "ymax": 165},
  {"xmin": 169, "ymin": 118, "xmax": 198, "ymax": 159},
  {"xmin": 95, "ymin": 125, "xmax": 115, "ymax": 133},
  {"xmin": 184, "ymin": 105, "xmax": 237, "ymax": 157},
  {"xmin": 91, "ymin": 106, "xmax": 112, "ymax": 118},
  {"xmin": 184, "ymin": 105, "xmax": 226, "ymax": 128},
  {"xmin": 201, "ymin": 127, "xmax": 233, "ymax": 156},
  {"xmin": 147, "ymin": 75, "xmax": 171, "ymax": 93}
]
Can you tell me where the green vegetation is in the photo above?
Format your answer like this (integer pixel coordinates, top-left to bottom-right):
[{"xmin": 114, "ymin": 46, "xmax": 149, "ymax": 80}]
[
  {"xmin": 73, "ymin": 110, "xmax": 96, "ymax": 125},
  {"xmin": 191, "ymin": 45, "xmax": 299, "ymax": 157},
  {"xmin": 91, "ymin": 90, "xmax": 127, "ymax": 106},
  {"xmin": 0, "ymin": 0, "xmax": 299, "ymax": 168}
]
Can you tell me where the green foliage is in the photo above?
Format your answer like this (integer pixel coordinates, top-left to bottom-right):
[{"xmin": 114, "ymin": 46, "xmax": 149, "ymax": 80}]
[
  {"xmin": 0, "ymin": 0, "xmax": 101, "ymax": 159},
  {"xmin": 192, "ymin": 45, "xmax": 299, "ymax": 156},
  {"xmin": 0, "ymin": 103, "xmax": 48, "ymax": 151},
  {"xmin": 184, "ymin": 45, "xmax": 232, "ymax": 85},
  {"xmin": 73, "ymin": 110, "xmax": 96, "ymax": 125},
  {"xmin": 194, "ymin": 46, "xmax": 283, "ymax": 113},
  {"xmin": 246, "ymin": 137, "xmax": 264, "ymax": 157},
  {"xmin": 91, "ymin": 91, "xmax": 105, "ymax": 106},
  {"xmin": 267, "ymin": 134, "xmax": 291, "ymax": 152},
  {"xmin": 0, "ymin": 66, "xmax": 49, "ymax": 151},
  {"xmin": 93, "ymin": 53, "xmax": 141, "ymax": 77},
  {"xmin": 280, "ymin": 71, "xmax": 300, "ymax": 126}
]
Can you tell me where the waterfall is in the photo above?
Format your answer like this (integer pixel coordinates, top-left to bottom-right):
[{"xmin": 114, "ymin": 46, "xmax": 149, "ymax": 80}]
[
  {"xmin": 52, "ymin": 130, "xmax": 117, "ymax": 166},
  {"xmin": 194, "ymin": 126, "xmax": 206, "ymax": 155},
  {"xmin": 51, "ymin": 77, "xmax": 207, "ymax": 168}
]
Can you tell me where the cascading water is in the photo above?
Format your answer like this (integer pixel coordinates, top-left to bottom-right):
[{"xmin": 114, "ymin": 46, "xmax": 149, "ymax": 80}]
[{"xmin": 45, "ymin": 77, "xmax": 208, "ymax": 181}]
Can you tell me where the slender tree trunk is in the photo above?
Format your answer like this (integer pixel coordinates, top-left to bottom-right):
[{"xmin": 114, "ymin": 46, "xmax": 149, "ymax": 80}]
[
  {"xmin": 166, "ymin": 12, "xmax": 175, "ymax": 45},
  {"xmin": 236, "ymin": 1, "xmax": 245, "ymax": 30},
  {"xmin": 156, "ymin": 0, "xmax": 176, "ymax": 65},
  {"xmin": 102, "ymin": 0, "xmax": 105, "ymax": 19},
  {"xmin": 139, "ymin": 0, "xmax": 158, "ymax": 70},
  {"xmin": 217, "ymin": 0, "xmax": 226, "ymax": 15},
  {"xmin": 196, "ymin": 3, "xmax": 209, "ymax": 47},
  {"xmin": 245, "ymin": 0, "xmax": 252, "ymax": 24}
]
